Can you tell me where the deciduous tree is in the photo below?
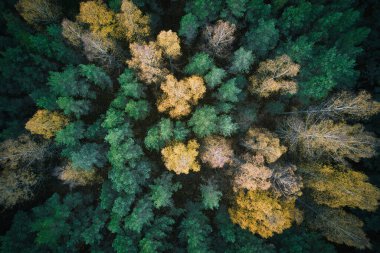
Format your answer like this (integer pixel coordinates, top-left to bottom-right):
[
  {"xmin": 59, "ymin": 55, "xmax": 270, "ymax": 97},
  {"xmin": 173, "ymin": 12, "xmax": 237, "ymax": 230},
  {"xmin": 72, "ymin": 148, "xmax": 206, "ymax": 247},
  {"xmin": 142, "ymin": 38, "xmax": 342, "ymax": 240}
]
[
  {"xmin": 161, "ymin": 140, "xmax": 200, "ymax": 174},
  {"xmin": 157, "ymin": 30, "xmax": 181, "ymax": 59},
  {"xmin": 271, "ymin": 163, "xmax": 303, "ymax": 199},
  {"xmin": 200, "ymin": 136, "xmax": 233, "ymax": 168},
  {"xmin": 15, "ymin": 0, "xmax": 62, "ymax": 27},
  {"xmin": 25, "ymin": 110, "xmax": 69, "ymax": 139},
  {"xmin": 203, "ymin": 20, "xmax": 236, "ymax": 58},
  {"xmin": 54, "ymin": 163, "xmax": 101, "ymax": 188}
]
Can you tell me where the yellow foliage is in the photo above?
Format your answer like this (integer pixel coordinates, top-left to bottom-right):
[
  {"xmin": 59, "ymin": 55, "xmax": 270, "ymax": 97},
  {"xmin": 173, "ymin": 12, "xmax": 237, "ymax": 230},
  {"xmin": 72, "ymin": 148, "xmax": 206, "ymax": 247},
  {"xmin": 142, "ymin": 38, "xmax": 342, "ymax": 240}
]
[
  {"xmin": 158, "ymin": 75, "xmax": 206, "ymax": 118},
  {"xmin": 77, "ymin": 0, "xmax": 122, "ymax": 39},
  {"xmin": 229, "ymin": 190, "xmax": 302, "ymax": 238},
  {"xmin": 161, "ymin": 140, "xmax": 200, "ymax": 174},
  {"xmin": 157, "ymin": 30, "xmax": 181, "ymax": 59},
  {"xmin": 15, "ymin": 0, "xmax": 61, "ymax": 27},
  {"xmin": 118, "ymin": 0, "xmax": 150, "ymax": 42},
  {"xmin": 301, "ymin": 164, "xmax": 380, "ymax": 211},
  {"xmin": 55, "ymin": 163, "xmax": 101, "ymax": 188},
  {"xmin": 25, "ymin": 110, "xmax": 69, "ymax": 139}
]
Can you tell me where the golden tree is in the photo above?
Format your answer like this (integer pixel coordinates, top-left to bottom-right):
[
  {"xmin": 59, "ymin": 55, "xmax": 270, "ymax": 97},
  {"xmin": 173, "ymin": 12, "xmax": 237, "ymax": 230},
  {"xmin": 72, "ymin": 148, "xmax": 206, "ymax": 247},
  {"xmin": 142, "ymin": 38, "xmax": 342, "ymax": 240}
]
[
  {"xmin": 157, "ymin": 30, "xmax": 181, "ymax": 59},
  {"xmin": 249, "ymin": 55, "xmax": 300, "ymax": 97},
  {"xmin": 229, "ymin": 190, "xmax": 302, "ymax": 238},
  {"xmin": 15, "ymin": 0, "xmax": 62, "ymax": 27},
  {"xmin": 203, "ymin": 20, "xmax": 236, "ymax": 57},
  {"xmin": 233, "ymin": 154, "xmax": 273, "ymax": 191},
  {"xmin": 157, "ymin": 75, "xmax": 206, "ymax": 118},
  {"xmin": 280, "ymin": 117, "xmax": 378, "ymax": 162},
  {"xmin": 118, "ymin": 0, "xmax": 150, "ymax": 42},
  {"xmin": 25, "ymin": 110, "xmax": 69, "ymax": 139},
  {"xmin": 301, "ymin": 164, "xmax": 380, "ymax": 211},
  {"xmin": 127, "ymin": 42, "xmax": 168, "ymax": 84},
  {"xmin": 161, "ymin": 140, "xmax": 200, "ymax": 174},
  {"xmin": 307, "ymin": 206, "xmax": 371, "ymax": 249},
  {"xmin": 53, "ymin": 163, "xmax": 101, "ymax": 188},
  {"xmin": 200, "ymin": 136, "xmax": 234, "ymax": 168},
  {"xmin": 77, "ymin": 0, "xmax": 122, "ymax": 39},
  {"xmin": 243, "ymin": 127, "xmax": 287, "ymax": 163},
  {"xmin": 271, "ymin": 163, "xmax": 303, "ymax": 199}
]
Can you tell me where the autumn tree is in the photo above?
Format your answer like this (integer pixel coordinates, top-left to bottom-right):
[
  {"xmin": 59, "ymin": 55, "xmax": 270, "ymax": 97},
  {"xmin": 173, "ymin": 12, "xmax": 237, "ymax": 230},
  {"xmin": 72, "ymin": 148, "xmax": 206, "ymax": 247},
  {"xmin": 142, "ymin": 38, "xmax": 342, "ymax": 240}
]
[
  {"xmin": 53, "ymin": 163, "xmax": 101, "ymax": 188},
  {"xmin": 118, "ymin": 0, "xmax": 150, "ymax": 42},
  {"xmin": 127, "ymin": 42, "xmax": 168, "ymax": 84},
  {"xmin": 300, "ymin": 164, "xmax": 380, "ymax": 211},
  {"xmin": 229, "ymin": 190, "xmax": 302, "ymax": 238},
  {"xmin": 158, "ymin": 75, "xmax": 206, "ymax": 118},
  {"xmin": 280, "ymin": 117, "xmax": 378, "ymax": 162},
  {"xmin": 161, "ymin": 140, "xmax": 200, "ymax": 174},
  {"xmin": 61, "ymin": 19, "xmax": 83, "ymax": 47},
  {"xmin": 200, "ymin": 136, "xmax": 233, "ymax": 168},
  {"xmin": 243, "ymin": 127, "xmax": 287, "ymax": 163},
  {"xmin": 157, "ymin": 30, "xmax": 181, "ymax": 59},
  {"xmin": 233, "ymin": 154, "xmax": 272, "ymax": 191},
  {"xmin": 15, "ymin": 0, "xmax": 62, "ymax": 27},
  {"xmin": 307, "ymin": 206, "xmax": 371, "ymax": 249},
  {"xmin": 249, "ymin": 55, "xmax": 300, "ymax": 97},
  {"xmin": 203, "ymin": 20, "xmax": 236, "ymax": 57},
  {"xmin": 77, "ymin": 1, "xmax": 121, "ymax": 39},
  {"xmin": 25, "ymin": 110, "xmax": 68, "ymax": 139},
  {"xmin": 270, "ymin": 163, "xmax": 303, "ymax": 199}
]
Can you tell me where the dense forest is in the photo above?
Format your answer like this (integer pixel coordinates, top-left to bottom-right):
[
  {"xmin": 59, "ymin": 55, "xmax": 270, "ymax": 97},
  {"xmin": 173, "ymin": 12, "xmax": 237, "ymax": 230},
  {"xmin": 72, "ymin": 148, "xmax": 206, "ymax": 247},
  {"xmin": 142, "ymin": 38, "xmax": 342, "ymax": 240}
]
[{"xmin": 1, "ymin": 0, "xmax": 380, "ymax": 252}]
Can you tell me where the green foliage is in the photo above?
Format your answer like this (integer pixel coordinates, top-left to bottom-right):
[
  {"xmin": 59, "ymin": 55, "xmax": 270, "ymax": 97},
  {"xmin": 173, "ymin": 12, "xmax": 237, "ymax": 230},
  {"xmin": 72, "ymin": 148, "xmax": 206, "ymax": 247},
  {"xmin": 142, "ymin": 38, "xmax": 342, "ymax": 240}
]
[
  {"xmin": 70, "ymin": 143, "xmax": 106, "ymax": 170},
  {"xmin": 149, "ymin": 173, "xmax": 182, "ymax": 208},
  {"xmin": 230, "ymin": 47, "xmax": 255, "ymax": 74},
  {"xmin": 188, "ymin": 106, "xmax": 218, "ymax": 138},
  {"xmin": 184, "ymin": 0, "xmax": 223, "ymax": 24},
  {"xmin": 184, "ymin": 52, "xmax": 215, "ymax": 76},
  {"xmin": 200, "ymin": 180, "xmax": 222, "ymax": 210},
  {"xmin": 55, "ymin": 121, "xmax": 85, "ymax": 148},
  {"xmin": 125, "ymin": 100, "xmax": 150, "ymax": 120},
  {"xmin": 179, "ymin": 13, "xmax": 200, "ymax": 44},
  {"xmin": 118, "ymin": 68, "xmax": 146, "ymax": 99},
  {"xmin": 124, "ymin": 196, "xmax": 154, "ymax": 233},
  {"xmin": 205, "ymin": 67, "xmax": 227, "ymax": 89},
  {"xmin": 226, "ymin": 0, "xmax": 249, "ymax": 18},
  {"xmin": 216, "ymin": 78, "xmax": 242, "ymax": 103}
]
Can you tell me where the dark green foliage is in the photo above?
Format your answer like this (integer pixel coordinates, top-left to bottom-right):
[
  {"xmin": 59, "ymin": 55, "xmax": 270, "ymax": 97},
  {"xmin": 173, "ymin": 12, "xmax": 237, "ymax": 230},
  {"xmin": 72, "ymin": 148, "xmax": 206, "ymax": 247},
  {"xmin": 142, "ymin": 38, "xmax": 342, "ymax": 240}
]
[
  {"xmin": 184, "ymin": 0, "xmax": 223, "ymax": 24},
  {"xmin": 70, "ymin": 143, "xmax": 106, "ymax": 170},
  {"xmin": 55, "ymin": 121, "xmax": 85, "ymax": 148},
  {"xmin": 149, "ymin": 172, "xmax": 182, "ymax": 208},
  {"xmin": 184, "ymin": 52, "xmax": 215, "ymax": 76},
  {"xmin": 226, "ymin": 0, "xmax": 249, "ymax": 18},
  {"xmin": 205, "ymin": 67, "xmax": 227, "ymax": 89},
  {"xmin": 124, "ymin": 196, "xmax": 154, "ymax": 233},
  {"xmin": 200, "ymin": 180, "xmax": 222, "ymax": 210},
  {"xmin": 230, "ymin": 47, "xmax": 255, "ymax": 74},
  {"xmin": 179, "ymin": 13, "xmax": 200, "ymax": 44},
  {"xmin": 215, "ymin": 78, "xmax": 242, "ymax": 103},
  {"xmin": 118, "ymin": 68, "xmax": 146, "ymax": 99},
  {"xmin": 125, "ymin": 100, "xmax": 150, "ymax": 120}
]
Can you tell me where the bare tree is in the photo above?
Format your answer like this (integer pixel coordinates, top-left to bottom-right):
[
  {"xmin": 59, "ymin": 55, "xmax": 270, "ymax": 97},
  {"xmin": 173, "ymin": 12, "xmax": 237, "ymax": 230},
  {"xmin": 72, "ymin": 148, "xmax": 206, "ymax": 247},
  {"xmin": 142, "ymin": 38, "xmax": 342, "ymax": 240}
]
[
  {"xmin": 271, "ymin": 163, "xmax": 303, "ymax": 199},
  {"xmin": 203, "ymin": 20, "xmax": 236, "ymax": 58}
]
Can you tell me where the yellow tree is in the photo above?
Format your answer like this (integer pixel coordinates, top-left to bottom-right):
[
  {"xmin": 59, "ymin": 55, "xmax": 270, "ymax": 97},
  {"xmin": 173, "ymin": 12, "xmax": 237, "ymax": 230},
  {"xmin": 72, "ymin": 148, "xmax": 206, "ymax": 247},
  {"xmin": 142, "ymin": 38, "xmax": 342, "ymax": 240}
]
[
  {"xmin": 118, "ymin": 0, "xmax": 150, "ymax": 42},
  {"xmin": 25, "ymin": 110, "xmax": 69, "ymax": 139},
  {"xmin": 280, "ymin": 117, "xmax": 378, "ymax": 162},
  {"xmin": 229, "ymin": 190, "xmax": 302, "ymax": 238},
  {"xmin": 249, "ymin": 55, "xmax": 300, "ymax": 97},
  {"xmin": 200, "ymin": 136, "xmax": 234, "ymax": 168},
  {"xmin": 157, "ymin": 75, "xmax": 206, "ymax": 118},
  {"xmin": 307, "ymin": 206, "xmax": 371, "ymax": 249},
  {"xmin": 157, "ymin": 30, "xmax": 181, "ymax": 59},
  {"xmin": 243, "ymin": 127, "xmax": 287, "ymax": 163},
  {"xmin": 301, "ymin": 164, "xmax": 380, "ymax": 211},
  {"xmin": 53, "ymin": 163, "xmax": 101, "ymax": 188},
  {"xmin": 77, "ymin": 0, "xmax": 122, "ymax": 39},
  {"xmin": 127, "ymin": 42, "xmax": 168, "ymax": 84},
  {"xmin": 15, "ymin": 0, "xmax": 62, "ymax": 27},
  {"xmin": 161, "ymin": 140, "xmax": 200, "ymax": 174}
]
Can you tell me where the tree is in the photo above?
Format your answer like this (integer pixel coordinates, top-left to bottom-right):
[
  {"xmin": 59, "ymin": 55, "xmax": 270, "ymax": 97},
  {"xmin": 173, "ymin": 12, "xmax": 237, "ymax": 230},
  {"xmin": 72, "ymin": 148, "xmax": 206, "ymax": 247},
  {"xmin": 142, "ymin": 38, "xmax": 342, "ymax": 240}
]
[
  {"xmin": 179, "ymin": 14, "xmax": 200, "ymax": 44},
  {"xmin": 125, "ymin": 100, "xmax": 150, "ymax": 120},
  {"xmin": 25, "ymin": 110, "xmax": 69, "ymax": 139},
  {"xmin": 200, "ymin": 136, "xmax": 234, "ymax": 168},
  {"xmin": 233, "ymin": 154, "xmax": 272, "ymax": 191},
  {"xmin": 280, "ymin": 117, "xmax": 378, "ymax": 162},
  {"xmin": 157, "ymin": 75, "xmax": 206, "ymax": 118},
  {"xmin": 127, "ymin": 42, "xmax": 168, "ymax": 84},
  {"xmin": 157, "ymin": 30, "xmax": 181, "ymax": 59},
  {"xmin": 0, "ymin": 169, "xmax": 39, "ymax": 209},
  {"xmin": 70, "ymin": 143, "xmax": 106, "ymax": 170},
  {"xmin": 204, "ymin": 67, "xmax": 227, "ymax": 89},
  {"xmin": 301, "ymin": 164, "xmax": 380, "ymax": 211},
  {"xmin": 201, "ymin": 180, "xmax": 222, "ymax": 210},
  {"xmin": 118, "ymin": 0, "xmax": 150, "ymax": 42},
  {"xmin": 216, "ymin": 78, "xmax": 242, "ymax": 103},
  {"xmin": 54, "ymin": 163, "xmax": 101, "ymax": 188},
  {"xmin": 203, "ymin": 20, "xmax": 236, "ymax": 58},
  {"xmin": 230, "ymin": 47, "xmax": 255, "ymax": 74},
  {"xmin": 243, "ymin": 127, "xmax": 287, "ymax": 163},
  {"xmin": 179, "ymin": 202, "xmax": 214, "ymax": 253},
  {"xmin": 226, "ymin": 0, "xmax": 249, "ymax": 18},
  {"xmin": 77, "ymin": 1, "xmax": 121, "ymax": 39},
  {"xmin": 161, "ymin": 140, "xmax": 200, "ymax": 174},
  {"xmin": 242, "ymin": 19, "xmax": 279, "ymax": 58},
  {"xmin": 149, "ymin": 173, "xmax": 182, "ymax": 208},
  {"xmin": 124, "ymin": 196, "xmax": 154, "ymax": 233},
  {"xmin": 307, "ymin": 206, "xmax": 371, "ymax": 249},
  {"xmin": 15, "ymin": 0, "xmax": 62, "ymax": 27},
  {"xmin": 184, "ymin": 52, "xmax": 215, "ymax": 76},
  {"xmin": 188, "ymin": 106, "xmax": 218, "ymax": 137},
  {"xmin": 249, "ymin": 55, "xmax": 300, "ymax": 97},
  {"xmin": 61, "ymin": 19, "xmax": 83, "ymax": 47},
  {"xmin": 118, "ymin": 68, "xmax": 146, "ymax": 99},
  {"xmin": 271, "ymin": 163, "xmax": 303, "ymax": 199},
  {"xmin": 229, "ymin": 190, "xmax": 302, "ymax": 238}
]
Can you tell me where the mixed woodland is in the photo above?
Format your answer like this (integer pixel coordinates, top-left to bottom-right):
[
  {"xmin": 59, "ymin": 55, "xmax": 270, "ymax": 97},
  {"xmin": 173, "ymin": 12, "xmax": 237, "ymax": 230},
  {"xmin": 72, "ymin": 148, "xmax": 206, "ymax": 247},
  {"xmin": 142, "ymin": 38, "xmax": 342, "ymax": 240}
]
[{"xmin": 1, "ymin": 0, "xmax": 380, "ymax": 252}]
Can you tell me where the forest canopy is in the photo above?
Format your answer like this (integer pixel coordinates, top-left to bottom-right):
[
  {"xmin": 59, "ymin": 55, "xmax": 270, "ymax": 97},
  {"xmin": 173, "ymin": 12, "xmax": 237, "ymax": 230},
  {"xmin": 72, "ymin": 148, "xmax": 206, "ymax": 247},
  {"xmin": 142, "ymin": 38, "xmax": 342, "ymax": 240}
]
[{"xmin": 1, "ymin": 0, "xmax": 380, "ymax": 252}]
